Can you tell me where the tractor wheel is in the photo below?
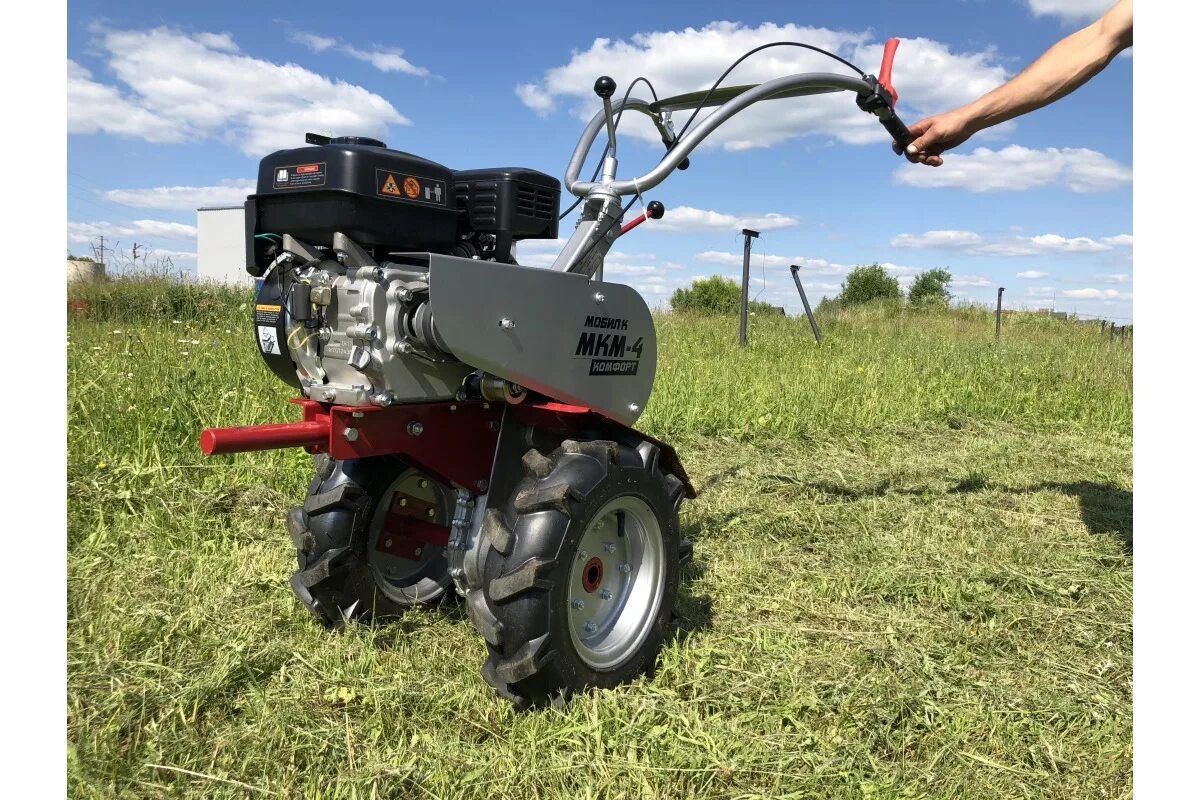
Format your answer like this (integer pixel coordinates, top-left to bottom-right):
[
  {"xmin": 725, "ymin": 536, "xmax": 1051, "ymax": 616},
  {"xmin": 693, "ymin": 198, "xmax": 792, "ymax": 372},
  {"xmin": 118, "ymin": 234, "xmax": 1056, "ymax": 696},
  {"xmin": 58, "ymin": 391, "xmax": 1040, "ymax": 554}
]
[
  {"xmin": 468, "ymin": 438, "xmax": 685, "ymax": 708},
  {"xmin": 288, "ymin": 454, "xmax": 453, "ymax": 625}
]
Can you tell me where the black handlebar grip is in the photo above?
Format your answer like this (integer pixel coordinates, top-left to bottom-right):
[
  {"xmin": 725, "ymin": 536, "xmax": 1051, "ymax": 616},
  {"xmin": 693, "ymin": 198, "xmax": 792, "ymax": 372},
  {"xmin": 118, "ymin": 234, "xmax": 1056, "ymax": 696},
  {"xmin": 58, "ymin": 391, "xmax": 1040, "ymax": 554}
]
[
  {"xmin": 880, "ymin": 113, "xmax": 915, "ymax": 154},
  {"xmin": 594, "ymin": 76, "xmax": 616, "ymax": 99},
  {"xmin": 647, "ymin": 200, "xmax": 665, "ymax": 219}
]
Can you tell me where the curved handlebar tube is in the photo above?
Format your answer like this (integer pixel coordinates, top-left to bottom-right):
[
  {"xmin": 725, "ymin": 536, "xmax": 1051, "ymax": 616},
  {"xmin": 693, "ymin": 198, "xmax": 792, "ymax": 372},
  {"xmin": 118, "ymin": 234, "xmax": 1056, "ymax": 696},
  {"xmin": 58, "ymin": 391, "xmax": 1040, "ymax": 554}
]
[{"xmin": 565, "ymin": 72, "xmax": 874, "ymax": 198}]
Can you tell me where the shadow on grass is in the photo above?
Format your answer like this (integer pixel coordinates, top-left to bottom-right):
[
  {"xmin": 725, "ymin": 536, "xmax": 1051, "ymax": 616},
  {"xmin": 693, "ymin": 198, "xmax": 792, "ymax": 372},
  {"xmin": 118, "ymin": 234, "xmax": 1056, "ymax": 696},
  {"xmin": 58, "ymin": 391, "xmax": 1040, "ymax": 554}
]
[
  {"xmin": 672, "ymin": 542, "xmax": 714, "ymax": 640},
  {"xmin": 807, "ymin": 476, "xmax": 1132, "ymax": 554}
]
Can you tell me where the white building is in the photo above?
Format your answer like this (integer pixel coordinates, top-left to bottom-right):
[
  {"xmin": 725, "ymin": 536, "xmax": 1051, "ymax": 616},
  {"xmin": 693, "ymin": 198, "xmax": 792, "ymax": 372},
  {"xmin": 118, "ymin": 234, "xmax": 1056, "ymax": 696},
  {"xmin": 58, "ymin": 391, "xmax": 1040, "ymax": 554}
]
[{"xmin": 197, "ymin": 205, "xmax": 251, "ymax": 285}]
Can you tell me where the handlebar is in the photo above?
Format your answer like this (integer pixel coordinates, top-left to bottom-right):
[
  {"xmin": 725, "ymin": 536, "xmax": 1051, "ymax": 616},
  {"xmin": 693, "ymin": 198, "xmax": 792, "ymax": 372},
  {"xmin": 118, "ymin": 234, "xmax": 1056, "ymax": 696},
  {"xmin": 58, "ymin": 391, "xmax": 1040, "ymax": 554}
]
[{"xmin": 565, "ymin": 72, "xmax": 875, "ymax": 197}]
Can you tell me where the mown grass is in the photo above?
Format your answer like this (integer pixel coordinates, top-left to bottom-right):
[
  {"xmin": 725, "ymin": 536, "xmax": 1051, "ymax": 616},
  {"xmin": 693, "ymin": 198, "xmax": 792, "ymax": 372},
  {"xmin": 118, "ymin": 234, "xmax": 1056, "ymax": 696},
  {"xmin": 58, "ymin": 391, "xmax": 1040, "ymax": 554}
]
[{"xmin": 67, "ymin": 278, "xmax": 1131, "ymax": 799}]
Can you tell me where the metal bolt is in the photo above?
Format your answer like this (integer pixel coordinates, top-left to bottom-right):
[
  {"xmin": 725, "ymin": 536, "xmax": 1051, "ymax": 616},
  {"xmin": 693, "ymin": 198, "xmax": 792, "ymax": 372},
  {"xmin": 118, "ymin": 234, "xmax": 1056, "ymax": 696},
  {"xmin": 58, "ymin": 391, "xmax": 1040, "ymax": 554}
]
[
  {"xmin": 351, "ymin": 411, "xmax": 365, "ymax": 419},
  {"xmin": 426, "ymin": 508, "xmax": 435, "ymax": 518},
  {"xmin": 322, "ymin": 388, "xmax": 337, "ymax": 402},
  {"xmin": 583, "ymin": 622, "xmax": 598, "ymax": 634},
  {"xmin": 619, "ymin": 563, "xmax": 632, "ymax": 575},
  {"xmin": 594, "ymin": 292, "xmax": 606, "ymax": 303},
  {"xmin": 498, "ymin": 317, "xmax": 516, "ymax": 329},
  {"xmin": 455, "ymin": 390, "xmax": 468, "ymax": 402},
  {"xmin": 577, "ymin": 550, "xmax": 588, "ymax": 561},
  {"xmin": 373, "ymin": 267, "xmax": 386, "ymax": 282},
  {"xmin": 603, "ymin": 542, "xmax": 616, "ymax": 553},
  {"xmin": 629, "ymin": 403, "xmax": 640, "ymax": 414},
  {"xmin": 599, "ymin": 590, "xmax": 613, "ymax": 601},
  {"xmin": 418, "ymin": 478, "xmax": 429, "ymax": 489},
  {"xmin": 481, "ymin": 402, "xmax": 490, "ymax": 410},
  {"xmin": 449, "ymin": 404, "xmax": 458, "ymax": 412},
  {"xmin": 396, "ymin": 287, "xmax": 413, "ymax": 302},
  {"xmin": 343, "ymin": 427, "xmax": 360, "ymax": 442},
  {"xmin": 398, "ymin": 498, "xmax": 408, "ymax": 507},
  {"xmin": 475, "ymin": 479, "xmax": 489, "ymax": 492},
  {"xmin": 413, "ymin": 548, "xmax": 421, "ymax": 557},
  {"xmin": 407, "ymin": 421, "xmax": 424, "ymax": 437},
  {"xmin": 384, "ymin": 539, "xmax": 393, "ymax": 548},
  {"xmin": 362, "ymin": 325, "xmax": 377, "ymax": 341},
  {"xmin": 571, "ymin": 599, "xmax": 584, "ymax": 610}
]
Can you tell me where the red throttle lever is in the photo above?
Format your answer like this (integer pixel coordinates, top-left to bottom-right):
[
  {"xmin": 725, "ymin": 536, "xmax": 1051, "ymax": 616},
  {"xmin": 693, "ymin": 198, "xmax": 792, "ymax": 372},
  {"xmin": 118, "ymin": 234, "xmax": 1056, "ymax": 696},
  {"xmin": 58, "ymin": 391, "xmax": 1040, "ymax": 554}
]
[
  {"xmin": 857, "ymin": 37, "xmax": 914, "ymax": 154},
  {"xmin": 620, "ymin": 200, "xmax": 665, "ymax": 235}
]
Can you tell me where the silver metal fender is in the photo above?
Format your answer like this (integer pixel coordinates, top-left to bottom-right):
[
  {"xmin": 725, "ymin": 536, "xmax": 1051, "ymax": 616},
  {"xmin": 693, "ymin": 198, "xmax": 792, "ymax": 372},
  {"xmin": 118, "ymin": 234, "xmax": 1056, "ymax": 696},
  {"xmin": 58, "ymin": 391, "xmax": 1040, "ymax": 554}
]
[{"xmin": 427, "ymin": 254, "xmax": 656, "ymax": 426}]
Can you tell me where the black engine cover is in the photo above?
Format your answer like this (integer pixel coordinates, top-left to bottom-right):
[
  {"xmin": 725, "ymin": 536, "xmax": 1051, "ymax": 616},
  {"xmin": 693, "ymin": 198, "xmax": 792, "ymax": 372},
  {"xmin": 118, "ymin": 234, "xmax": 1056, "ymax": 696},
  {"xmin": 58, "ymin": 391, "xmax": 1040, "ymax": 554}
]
[{"xmin": 251, "ymin": 138, "xmax": 459, "ymax": 253}]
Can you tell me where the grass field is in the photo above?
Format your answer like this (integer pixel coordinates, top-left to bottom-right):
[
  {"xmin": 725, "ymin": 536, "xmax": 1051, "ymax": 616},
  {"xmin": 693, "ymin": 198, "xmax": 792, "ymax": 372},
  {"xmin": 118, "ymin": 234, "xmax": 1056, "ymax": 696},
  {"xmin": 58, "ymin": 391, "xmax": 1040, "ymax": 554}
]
[{"xmin": 67, "ymin": 277, "xmax": 1132, "ymax": 799}]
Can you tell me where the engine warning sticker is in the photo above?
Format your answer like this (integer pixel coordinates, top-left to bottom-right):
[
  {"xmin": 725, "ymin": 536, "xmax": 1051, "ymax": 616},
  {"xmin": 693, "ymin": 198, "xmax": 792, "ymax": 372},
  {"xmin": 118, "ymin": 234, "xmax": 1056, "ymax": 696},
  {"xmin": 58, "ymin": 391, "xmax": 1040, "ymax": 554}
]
[
  {"xmin": 376, "ymin": 169, "xmax": 446, "ymax": 206},
  {"xmin": 257, "ymin": 325, "xmax": 281, "ymax": 355},
  {"xmin": 272, "ymin": 162, "xmax": 326, "ymax": 189},
  {"xmin": 574, "ymin": 315, "xmax": 643, "ymax": 377}
]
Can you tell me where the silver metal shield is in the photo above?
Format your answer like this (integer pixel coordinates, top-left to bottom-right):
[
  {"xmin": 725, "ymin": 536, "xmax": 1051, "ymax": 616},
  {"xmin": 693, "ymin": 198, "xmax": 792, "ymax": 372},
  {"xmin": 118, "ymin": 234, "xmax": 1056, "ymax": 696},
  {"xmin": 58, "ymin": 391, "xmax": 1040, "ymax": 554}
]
[{"xmin": 427, "ymin": 254, "xmax": 656, "ymax": 425}]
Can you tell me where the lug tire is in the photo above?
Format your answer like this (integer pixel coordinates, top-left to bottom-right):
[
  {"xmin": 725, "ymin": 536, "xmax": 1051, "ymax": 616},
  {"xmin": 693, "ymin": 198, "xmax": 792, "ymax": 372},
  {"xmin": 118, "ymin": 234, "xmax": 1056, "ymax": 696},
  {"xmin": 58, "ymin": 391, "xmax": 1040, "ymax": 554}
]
[
  {"xmin": 288, "ymin": 454, "xmax": 452, "ymax": 626},
  {"xmin": 467, "ymin": 438, "xmax": 686, "ymax": 708}
]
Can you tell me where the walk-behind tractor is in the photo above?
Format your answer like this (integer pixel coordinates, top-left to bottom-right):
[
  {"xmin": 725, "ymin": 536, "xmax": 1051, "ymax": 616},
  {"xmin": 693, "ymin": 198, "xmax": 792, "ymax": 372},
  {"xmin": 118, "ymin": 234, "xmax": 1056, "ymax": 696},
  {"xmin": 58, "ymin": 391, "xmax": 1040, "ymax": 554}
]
[{"xmin": 201, "ymin": 39, "xmax": 914, "ymax": 707}]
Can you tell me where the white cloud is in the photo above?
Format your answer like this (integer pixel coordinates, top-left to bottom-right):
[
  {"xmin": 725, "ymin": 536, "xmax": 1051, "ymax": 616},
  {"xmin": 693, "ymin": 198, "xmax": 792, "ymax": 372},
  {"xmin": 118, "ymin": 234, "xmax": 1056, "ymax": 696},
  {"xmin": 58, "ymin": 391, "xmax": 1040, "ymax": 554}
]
[
  {"xmin": 288, "ymin": 29, "xmax": 431, "ymax": 77},
  {"xmin": 68, "ymin": 61, "xmax": 180, "ymax": 143},
  {"xmin": 1062, "ymin": 287, "xmax": 1132, "ymax": 300},
  {"xmin": 67, "ymin": 219, "xmax": 198, "ymax": 243},
  {"xmin": 891, "ymin": 228, "xmax": 1132, "ymax": 257},
  {"xmin": 696, "ymin": 250, "xmax": 847, "ymax": 275},
  {"xmin": 515, "ymin": 83, "xmax": 555, "ymax": 116},
  {"xmin": 516, "ymin": 22, "xmax": 1008, "ymax": 150},
  {"xmin": 342, "ymin": 45, "xmax": 430, "ymax": 77},
  {"xmin": 1100, "ymin": 272, "xmax": 1130, "ymax": 283},
  {"xmin": 1026, "ymin": 1, "xmax": 1114, "ymax": 24},
  {"xmin": 289, "ymin": 31, "xmax": 337, "ymax": 52},
  {"xmin": 102, "ymin": 179, "xmax": 256, "ymax": 210},
  {"xmin": 973, "ymin": 233, "xmax": 1130, "ymax": 256},
  {"xmin": 650, "ymin": 206, "xmax": 800, "ymax": 233},
  {"xmin": 891, "ymin": 230, "xmax": 984, "ymax": 249},
  {"xmin": 893, "ymin": 145, "xmax": 1131, "ymax": 193},
  {"xmin": 950, "ymin": 274, "xmax": 994, "ymax": 287},
  {"xmin": 69, "ymin": 26, "xmax": 410, "ymax": 156},
  {"xmin": 1017, "ymin": 270, "xmax": 1049, "ymax": 279}
]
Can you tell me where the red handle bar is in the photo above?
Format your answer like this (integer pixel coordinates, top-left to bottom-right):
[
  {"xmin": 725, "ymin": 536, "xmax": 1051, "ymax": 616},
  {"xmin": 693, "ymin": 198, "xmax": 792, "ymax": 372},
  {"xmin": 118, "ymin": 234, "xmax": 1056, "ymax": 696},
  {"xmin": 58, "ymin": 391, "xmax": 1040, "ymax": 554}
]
[{"xmin": 879, "ymin": 37, "xmax": 900, "ymax": 104}]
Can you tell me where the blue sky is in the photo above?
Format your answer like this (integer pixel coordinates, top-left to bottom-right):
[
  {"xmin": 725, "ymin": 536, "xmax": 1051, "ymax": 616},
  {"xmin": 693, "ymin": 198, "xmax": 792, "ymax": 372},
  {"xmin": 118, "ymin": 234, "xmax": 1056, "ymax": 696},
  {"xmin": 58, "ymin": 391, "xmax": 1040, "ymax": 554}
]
[{"xmin": 67, "ymin": 0, "xmax": 1132, "ymax": 320}]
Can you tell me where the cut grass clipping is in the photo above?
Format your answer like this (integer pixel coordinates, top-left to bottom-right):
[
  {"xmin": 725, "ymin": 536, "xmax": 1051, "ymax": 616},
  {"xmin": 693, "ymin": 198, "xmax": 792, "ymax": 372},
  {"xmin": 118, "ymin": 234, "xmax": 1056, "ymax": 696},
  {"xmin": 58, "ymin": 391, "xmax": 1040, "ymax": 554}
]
[{"xmin": 68, "ymin": 278, "xmax": 1131, "ymax": 799}]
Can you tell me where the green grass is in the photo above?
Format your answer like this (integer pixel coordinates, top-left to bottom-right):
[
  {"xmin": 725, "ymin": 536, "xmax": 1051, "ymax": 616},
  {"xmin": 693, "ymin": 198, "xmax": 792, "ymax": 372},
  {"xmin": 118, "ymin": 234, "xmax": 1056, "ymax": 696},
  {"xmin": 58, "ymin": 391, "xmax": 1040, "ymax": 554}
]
[{"xmin": 67, "ymin": 279, "xmax": 1131, "ymax": 799}]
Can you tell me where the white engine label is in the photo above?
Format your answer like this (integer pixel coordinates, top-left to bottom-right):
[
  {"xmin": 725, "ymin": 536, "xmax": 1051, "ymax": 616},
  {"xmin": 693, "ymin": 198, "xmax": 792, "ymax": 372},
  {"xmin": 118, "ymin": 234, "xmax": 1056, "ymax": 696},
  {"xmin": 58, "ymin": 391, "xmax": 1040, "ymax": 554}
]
[{"xmin": 257, "ymin": 325, "xmax": 281, "ymax": 355}]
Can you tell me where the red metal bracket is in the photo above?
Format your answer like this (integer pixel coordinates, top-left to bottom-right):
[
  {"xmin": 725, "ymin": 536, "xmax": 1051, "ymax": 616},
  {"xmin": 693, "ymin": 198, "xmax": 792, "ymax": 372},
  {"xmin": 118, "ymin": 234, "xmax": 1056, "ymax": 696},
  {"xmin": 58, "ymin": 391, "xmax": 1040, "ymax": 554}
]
[{"xmin": 201, "ymin": 398, "xmax": 503, "ymax": 492}]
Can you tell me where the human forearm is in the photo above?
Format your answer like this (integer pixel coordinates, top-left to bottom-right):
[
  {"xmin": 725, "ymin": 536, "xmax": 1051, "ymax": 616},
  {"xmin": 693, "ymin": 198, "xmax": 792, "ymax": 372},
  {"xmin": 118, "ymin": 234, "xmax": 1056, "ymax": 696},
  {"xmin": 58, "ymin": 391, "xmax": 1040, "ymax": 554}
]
[
  {"xmin": 898, "ymin": 0, "xmax": 1132, "ymax": 166},
  {"xmin": 957, "ymin": 17, "xmax": 1130, "ymax": 133}
]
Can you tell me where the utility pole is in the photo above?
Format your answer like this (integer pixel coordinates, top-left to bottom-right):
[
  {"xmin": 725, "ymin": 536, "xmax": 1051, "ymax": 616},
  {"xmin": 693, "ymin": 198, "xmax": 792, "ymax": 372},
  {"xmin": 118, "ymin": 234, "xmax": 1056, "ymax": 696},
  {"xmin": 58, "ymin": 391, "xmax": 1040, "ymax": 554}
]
[
  {"xmin": 994, "ymin": 286, "xmax": 1005, "ymax": 341},
  {"xmin": 92, "ymin": 235, "xmax": 107, "ymax": 266},
  {"xmin": 789, "ymin": 265, "xmax": 823, "ymax": 343},
  {"xmin": 739, "ymin": 228, "xmax": 759, "ymax": 347}
]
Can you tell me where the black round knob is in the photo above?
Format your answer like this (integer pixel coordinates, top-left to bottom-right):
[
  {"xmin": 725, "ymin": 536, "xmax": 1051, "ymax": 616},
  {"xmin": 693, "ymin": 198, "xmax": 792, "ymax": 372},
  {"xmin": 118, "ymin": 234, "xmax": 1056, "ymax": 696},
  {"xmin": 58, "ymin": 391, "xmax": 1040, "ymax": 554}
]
[
  {"xmin": 647, "ymin": 200, "xmax": 665, "ymax": 219},
  {"xmin": 594, "ymin": 76, "xmax": 617, "ymax": 99}
]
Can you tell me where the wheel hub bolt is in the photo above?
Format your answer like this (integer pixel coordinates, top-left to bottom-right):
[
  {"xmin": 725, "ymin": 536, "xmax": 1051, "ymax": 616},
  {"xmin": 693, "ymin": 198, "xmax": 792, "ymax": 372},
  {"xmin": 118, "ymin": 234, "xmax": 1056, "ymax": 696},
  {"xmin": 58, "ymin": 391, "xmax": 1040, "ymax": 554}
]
[
  {"xmin": 583, "ymin": 622, "xmax": 597, "ymax": 634},
  {"xmin": 619, "ymin": 563, "xmax": 632, "ymax": 575},
  {"xmin": 425, "ymin": 508, "xmax": 435, "ymax": 518},
  {"xmin": 577, "ymin": 550, "xmax": 588, "ymax": 561},
  {"xmin": 599, "ymin": 590, "xmax": 612, "ymax": 601},
  {"xmin": 571, "ymin": 599, "xmax": 584, "ymax": 610},
  {"xmin": 603, "ymin": 542, "xmax": 616, "ymax": 553},
  {"xmin": 407, "ymin": 421, "xmax": 424, "ymax": 437}
]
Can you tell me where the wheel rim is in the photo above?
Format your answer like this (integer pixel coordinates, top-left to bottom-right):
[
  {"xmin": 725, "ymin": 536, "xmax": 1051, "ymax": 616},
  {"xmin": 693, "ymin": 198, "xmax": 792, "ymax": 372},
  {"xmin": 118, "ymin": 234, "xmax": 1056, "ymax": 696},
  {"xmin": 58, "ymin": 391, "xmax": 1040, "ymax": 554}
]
[
  {"xmin": 366, "ymin": 469, "xmax": 448, "ymax": 603},
  {"xmin": 567, "ymin": 495, "xmax": 665, "ymax": 671}
]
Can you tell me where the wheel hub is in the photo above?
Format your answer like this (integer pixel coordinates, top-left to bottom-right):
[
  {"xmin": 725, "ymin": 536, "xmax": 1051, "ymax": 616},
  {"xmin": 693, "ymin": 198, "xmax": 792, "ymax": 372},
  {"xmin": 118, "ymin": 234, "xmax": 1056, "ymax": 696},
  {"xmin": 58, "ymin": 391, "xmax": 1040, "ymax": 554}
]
[{"xmin": 567, "ymin": 496, "xmax": 665, "ymax": 671}]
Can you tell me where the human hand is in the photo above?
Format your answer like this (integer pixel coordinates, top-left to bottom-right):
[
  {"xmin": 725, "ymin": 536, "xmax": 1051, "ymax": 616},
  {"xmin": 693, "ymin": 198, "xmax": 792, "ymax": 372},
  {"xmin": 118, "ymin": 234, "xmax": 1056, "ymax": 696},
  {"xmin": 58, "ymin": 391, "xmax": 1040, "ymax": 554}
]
[{"xmin": 891, "ymin": 110, "xmax": 977, "ymax": 167}]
